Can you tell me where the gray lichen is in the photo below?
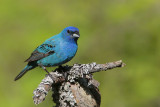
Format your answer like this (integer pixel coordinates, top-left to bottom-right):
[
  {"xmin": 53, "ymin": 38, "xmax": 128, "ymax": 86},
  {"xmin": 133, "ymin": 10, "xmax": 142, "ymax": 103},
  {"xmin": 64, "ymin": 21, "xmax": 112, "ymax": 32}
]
[{"xmin": 33, "ymin": 60, "xmax": 125, "ymax": 107}]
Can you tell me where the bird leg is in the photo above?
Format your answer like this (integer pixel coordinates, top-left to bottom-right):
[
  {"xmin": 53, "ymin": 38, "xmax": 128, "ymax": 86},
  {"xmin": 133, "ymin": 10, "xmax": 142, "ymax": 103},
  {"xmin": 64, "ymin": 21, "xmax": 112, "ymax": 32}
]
[{"xmin": 39, "ymin": 64, "xmax": 54, "ymax": 81}]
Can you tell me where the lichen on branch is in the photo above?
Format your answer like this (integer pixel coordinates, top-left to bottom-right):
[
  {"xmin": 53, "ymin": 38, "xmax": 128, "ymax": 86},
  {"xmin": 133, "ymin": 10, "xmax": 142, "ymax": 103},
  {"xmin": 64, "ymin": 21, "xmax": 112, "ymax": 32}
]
[{"xmin": 33, "ymin": 60, "xmax": 125, "ymax": 107}]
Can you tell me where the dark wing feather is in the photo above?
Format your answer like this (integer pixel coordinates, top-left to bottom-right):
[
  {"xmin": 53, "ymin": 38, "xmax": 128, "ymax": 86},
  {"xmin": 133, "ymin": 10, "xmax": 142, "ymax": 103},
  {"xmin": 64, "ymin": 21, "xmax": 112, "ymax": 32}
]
[{"xmin": 25, "ymin": 44, "xmax": 55, "ymax": 62}]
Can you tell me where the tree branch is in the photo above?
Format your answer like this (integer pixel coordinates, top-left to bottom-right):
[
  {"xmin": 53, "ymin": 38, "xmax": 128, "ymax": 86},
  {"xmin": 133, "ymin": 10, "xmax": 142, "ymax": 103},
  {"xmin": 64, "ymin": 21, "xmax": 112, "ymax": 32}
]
[{"xmin": 33, "ymin": 60, "xmax": 125, "ymax": 107}]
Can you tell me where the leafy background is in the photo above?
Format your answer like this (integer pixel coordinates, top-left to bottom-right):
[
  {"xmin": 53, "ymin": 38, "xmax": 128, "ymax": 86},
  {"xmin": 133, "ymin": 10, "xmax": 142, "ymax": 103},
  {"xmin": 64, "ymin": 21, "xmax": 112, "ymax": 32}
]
[{"xmin": 0, "ymin": 0, "xmax": 160, "ymax": 107}]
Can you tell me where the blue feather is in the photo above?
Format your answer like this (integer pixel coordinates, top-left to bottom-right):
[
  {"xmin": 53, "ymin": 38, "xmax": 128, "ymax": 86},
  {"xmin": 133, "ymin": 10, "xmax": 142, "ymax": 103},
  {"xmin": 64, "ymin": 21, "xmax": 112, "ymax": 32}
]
[{"xmin": 15, "ymin": 26, "xmax": 80, "ymax": 81}]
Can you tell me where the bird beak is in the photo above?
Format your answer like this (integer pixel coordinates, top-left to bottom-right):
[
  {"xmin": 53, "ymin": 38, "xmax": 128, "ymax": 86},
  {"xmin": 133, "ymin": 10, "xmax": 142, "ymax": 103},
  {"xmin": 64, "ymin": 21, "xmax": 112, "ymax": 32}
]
[{"xmin": 72, "ymin": 33, "xmax": 80, "ymax": 38}]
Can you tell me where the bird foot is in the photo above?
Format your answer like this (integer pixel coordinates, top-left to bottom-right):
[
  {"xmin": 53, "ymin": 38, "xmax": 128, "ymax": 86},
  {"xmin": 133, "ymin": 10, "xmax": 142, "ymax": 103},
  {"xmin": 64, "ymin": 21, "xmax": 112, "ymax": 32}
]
[{"xmin": 39, "ymin": 64, "xmax": 55, "ymax": 81}]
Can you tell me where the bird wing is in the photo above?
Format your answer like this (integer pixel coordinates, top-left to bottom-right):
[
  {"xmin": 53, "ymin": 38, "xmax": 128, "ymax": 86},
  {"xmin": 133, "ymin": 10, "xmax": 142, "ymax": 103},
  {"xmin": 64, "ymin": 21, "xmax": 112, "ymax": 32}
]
[{"xmin": 25, "ymin": 43, "xmax": 55, "ymax": 62}]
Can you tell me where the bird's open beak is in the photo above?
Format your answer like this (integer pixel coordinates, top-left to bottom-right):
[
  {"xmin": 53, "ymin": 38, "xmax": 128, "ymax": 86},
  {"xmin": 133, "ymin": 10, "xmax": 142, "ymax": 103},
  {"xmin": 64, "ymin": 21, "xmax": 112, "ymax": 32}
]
[{"xmin": 72, "ymin": 33, "xmax": 80, "ymax": 38}]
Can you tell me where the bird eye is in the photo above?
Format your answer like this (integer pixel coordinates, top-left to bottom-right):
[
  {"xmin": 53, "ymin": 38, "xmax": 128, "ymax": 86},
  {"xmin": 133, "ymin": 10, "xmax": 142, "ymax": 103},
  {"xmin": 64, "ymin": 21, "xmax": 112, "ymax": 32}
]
[{"xmin": 67, "ymin": 30, "xmax": 70, "ymax": 33}]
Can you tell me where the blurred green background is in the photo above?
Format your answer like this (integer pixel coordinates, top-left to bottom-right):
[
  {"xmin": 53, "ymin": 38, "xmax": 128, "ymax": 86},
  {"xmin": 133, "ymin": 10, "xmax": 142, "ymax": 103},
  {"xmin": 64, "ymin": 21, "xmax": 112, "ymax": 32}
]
[{"xmin": 0, "ymin": 0, "xmax": 160, "ymax": 107}]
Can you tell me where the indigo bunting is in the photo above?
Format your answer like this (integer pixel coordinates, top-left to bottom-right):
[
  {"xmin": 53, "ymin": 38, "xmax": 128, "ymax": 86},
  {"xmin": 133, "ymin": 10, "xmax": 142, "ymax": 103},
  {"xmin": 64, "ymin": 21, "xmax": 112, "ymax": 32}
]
[{"xmin": 15, "ymin": 26, "xmax": 80, "ymax": 81}]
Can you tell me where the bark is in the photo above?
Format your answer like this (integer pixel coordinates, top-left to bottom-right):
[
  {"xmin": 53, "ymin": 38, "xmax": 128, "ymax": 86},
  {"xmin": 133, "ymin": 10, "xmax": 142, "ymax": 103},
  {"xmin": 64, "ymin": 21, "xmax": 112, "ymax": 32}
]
[{"xmin": 33, "ymin": 60, "xmax": 125, "ymax": 107}]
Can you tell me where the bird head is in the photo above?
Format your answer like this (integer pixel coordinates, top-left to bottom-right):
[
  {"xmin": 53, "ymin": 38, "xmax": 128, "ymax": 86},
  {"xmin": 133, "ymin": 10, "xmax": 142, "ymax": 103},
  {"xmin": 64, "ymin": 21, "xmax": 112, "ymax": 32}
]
[{"xmin": 61, "ymin": 26, "xmax": 80, "ymax": 43}]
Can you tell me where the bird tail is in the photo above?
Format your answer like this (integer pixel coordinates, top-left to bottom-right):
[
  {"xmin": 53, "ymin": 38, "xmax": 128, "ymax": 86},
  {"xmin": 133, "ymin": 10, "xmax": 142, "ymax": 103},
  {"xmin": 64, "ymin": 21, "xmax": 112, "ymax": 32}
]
[{"xmin": 14, "ymin": 65, "xmax": 36, "ymax": 81}]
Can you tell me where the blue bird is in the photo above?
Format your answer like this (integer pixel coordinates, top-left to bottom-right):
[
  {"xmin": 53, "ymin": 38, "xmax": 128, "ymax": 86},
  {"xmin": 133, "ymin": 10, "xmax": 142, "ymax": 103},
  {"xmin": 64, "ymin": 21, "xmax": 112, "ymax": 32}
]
[{"xmin": 15, "ymin": 26, "xmax": 80, "ymax": 81}]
